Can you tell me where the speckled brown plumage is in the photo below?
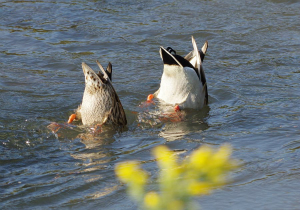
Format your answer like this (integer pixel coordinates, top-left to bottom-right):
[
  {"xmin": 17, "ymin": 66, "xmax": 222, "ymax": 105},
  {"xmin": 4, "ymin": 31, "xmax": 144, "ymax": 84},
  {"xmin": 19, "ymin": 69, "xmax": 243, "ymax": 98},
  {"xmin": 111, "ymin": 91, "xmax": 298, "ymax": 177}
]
[{"xmin": 75, "ymin": 61, "xmax": 127, "ymax": 126}]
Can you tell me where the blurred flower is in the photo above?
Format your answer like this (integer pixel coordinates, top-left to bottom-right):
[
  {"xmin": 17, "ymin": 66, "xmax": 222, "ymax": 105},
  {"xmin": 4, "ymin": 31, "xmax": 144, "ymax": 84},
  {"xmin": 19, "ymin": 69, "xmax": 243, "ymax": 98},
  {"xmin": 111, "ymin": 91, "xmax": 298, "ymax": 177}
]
[
  {"xmin": 144, "ymin": 191, "xmax": 160, "ymax": 209},
  {"xmin": 115, "ymin": 161, "xmax": 148, "ymax": 201},
  {"xmin": 115, "ymin": 144, "xmax": 238, "ymax": 210},
  {"xmin": 115, "ymin": 161, "xmax": 147, "ymax": 184},
  {"xmin": 186, "ymin": 180, "xmax": 211, "ymax": 196},
  {"xmin": 153, "ymin": 145, "xmax": 178, "ymax": 169}
]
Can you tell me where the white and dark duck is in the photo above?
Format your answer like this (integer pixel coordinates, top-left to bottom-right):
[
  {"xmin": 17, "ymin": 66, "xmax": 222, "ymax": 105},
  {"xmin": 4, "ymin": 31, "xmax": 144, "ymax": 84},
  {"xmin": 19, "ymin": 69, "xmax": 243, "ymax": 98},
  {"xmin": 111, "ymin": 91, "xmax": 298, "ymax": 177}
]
[
  {"xmin": 67, "ymin": 61, "xmax": 127, "ymax": 126},
  {"xmin": 148, "ymin": 36, "xmax": 208, "ymax": 111}
]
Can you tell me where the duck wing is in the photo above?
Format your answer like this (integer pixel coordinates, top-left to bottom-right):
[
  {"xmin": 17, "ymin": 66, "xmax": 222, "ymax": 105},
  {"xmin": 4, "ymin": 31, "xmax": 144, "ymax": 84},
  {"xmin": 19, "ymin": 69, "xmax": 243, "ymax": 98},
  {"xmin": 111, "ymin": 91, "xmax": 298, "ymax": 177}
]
[
  {"xmin": 105, "ymin": 87, "xmax": 127, "ymax": 126},
  {"xmin": 96, "ymin": 60, "xmax": 127, "ymax": 126}
]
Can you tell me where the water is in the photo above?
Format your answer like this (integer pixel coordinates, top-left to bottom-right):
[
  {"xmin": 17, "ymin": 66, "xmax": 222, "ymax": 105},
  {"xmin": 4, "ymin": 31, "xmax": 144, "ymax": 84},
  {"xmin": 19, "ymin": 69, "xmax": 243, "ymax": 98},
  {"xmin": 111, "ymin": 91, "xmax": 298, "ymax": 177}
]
[{"xmin": 1, "ymin": 0, "xmax": 300, "ymax": 209}]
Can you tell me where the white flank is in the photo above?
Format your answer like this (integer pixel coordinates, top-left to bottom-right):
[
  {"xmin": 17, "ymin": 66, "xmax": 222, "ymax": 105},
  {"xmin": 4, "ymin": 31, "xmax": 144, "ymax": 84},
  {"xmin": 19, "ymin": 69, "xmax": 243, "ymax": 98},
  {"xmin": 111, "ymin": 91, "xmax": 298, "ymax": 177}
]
[{"xmin": 156, "ymin": 65, "xmax": 205, "ymax": 109}]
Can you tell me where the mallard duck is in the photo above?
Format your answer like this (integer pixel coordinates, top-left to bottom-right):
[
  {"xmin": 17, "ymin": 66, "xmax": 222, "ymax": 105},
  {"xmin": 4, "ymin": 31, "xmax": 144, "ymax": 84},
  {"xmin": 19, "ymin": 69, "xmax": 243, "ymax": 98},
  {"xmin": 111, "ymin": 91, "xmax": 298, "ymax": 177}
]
[
  {"xmin": 68, "ymin": 61, "xmax": 127, "ymax": 126},
  {"xmin": 152, "ymin": 36, "xmax": 208, "ymax": 110}
]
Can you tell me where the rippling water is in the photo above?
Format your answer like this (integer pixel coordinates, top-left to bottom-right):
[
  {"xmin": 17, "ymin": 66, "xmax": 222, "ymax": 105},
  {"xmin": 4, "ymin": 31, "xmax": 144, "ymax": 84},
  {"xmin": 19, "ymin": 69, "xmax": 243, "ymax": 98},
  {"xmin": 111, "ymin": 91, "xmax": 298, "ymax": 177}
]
[{"xmin": 1, "ymin": 0, "xmax": 300, "ymax": 209}]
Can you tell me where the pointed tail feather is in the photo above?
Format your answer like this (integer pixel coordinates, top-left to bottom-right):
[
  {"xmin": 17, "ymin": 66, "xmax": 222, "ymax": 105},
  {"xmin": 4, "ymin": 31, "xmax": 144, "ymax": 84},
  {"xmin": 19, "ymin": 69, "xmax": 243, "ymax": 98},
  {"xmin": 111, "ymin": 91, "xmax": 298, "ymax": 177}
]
[
  {"xmin": 201, "ymin": 41, "xmax": 208, "ymax": 55},
  {"xmin": 191, "ymin": 36, "xmax": 201, "ymax": 73},
  {"xmin": 96, "ymin": 60, "xmax": 111, "ymax": 82},
  {"xmin": 106, "ymin": 62, "xmax": 112, "ymax": 81}
]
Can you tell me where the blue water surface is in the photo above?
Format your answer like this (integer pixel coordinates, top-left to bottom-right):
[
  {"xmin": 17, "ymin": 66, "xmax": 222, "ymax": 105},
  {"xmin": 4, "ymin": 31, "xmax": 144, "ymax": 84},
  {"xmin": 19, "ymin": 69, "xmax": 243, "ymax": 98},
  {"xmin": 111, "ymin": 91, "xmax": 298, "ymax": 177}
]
[{"xmin": 0, "ymin": 0, "xmax": 300, "ymax": 209}]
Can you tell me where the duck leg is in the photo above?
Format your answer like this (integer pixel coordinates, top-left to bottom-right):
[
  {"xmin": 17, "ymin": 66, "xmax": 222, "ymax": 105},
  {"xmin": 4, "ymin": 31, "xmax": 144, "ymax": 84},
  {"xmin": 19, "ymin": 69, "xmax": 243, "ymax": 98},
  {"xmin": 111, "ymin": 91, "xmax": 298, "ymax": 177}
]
[
  {"xmin": 68, "ymin": 114, "xmax": 76, "ymax": 124},
  {"xmin": 174, "ymin": 105, "xmax": 180, "ymax": 112}
]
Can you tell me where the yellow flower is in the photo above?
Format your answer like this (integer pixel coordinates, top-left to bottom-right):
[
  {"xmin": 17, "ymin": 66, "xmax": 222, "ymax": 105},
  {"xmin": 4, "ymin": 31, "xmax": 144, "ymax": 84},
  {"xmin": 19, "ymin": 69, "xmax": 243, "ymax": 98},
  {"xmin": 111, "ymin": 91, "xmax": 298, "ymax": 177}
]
[
  {"xmin": 188, "ymin": 145, "xmax": 213, "ymax": 172},
  {"xmin": 184, "ymin": 144, "xmax": 237, "ymax": 185},
  {"xmin": 144, "ymin": 191, "xmax": 160, "ymax": 208},
  {"xmin": 114, "ymin": 144, "xmax": 238, "ymax": 210},
  {"xmin": 115, "ymin": 161, "xmax": 148, "ymax": 185},
  {"xmin": 166, "ymin": 200, "xmax": 184, "ymax": 210},
  {"xmin": 153, "ymin": 145, "xmax": 181, "ymax": 186},
  {"xmin": 153, "ymin": 145, "xmax": 178, "ymax": 169},
  {"xmin": 187, "ymin": 180, "xmax": 211, "ymax": 196},
  {"xmin": 210, "ymin": 144, "xmax": 232, "ymax": 168}
]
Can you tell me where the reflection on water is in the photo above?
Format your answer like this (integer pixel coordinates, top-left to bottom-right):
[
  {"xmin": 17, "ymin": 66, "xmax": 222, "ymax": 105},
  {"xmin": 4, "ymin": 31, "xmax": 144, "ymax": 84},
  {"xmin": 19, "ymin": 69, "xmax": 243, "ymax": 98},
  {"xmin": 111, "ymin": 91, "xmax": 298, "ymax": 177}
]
[
  {"xmin": 1, "ymin": 0, "xmax": 300, "ymax": 209},
  {"xmin": 160, "ymin": 119, "xmax": 209, "ymax": 142},
  {"xmin": 137, "ymin": 99, "xmax": 210, "ymax": 141},
  {"xmin": 159, "ymin": 108, "xmax": 210, "ymax": 141}
]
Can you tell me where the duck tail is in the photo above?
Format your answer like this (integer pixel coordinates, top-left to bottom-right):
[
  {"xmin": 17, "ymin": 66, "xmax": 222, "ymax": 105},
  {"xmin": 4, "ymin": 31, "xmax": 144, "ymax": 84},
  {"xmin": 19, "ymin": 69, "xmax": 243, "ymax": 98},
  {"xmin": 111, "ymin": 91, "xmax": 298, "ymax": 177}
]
[{"xmin": 191, "ymin": 36, "xmax": 201, "ymax": 73}]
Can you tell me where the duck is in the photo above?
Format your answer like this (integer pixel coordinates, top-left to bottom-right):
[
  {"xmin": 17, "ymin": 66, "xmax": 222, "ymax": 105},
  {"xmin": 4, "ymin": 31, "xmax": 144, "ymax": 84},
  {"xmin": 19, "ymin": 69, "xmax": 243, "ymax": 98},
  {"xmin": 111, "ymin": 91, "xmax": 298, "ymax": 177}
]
[
  {"xmin": 151, "ymin": 36, "xmax": 208, "ymax": 110},
  {"xmin": 68, "ymin": 61, "xmax": 127, "ymax": 126}
]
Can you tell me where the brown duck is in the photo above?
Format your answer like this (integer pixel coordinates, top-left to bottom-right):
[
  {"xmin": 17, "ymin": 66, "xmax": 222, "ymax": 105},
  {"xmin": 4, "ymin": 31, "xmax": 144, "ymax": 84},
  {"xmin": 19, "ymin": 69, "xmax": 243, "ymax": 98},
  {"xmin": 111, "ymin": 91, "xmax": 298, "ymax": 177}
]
[{"xmin": 68, "ymin": 61, "xmax": 127, "ymax": 126}]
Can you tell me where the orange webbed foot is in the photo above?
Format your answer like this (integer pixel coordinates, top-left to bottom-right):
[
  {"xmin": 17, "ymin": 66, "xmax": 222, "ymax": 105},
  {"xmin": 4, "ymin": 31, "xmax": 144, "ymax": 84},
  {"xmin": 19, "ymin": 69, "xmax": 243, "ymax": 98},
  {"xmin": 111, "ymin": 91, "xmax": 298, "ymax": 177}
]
[
  {"xmin": 68, "ymin": 114, "xmax": 76, "ymax": 124},
  {"xmin": 147, "ymin": 94, "xmax": 154, "ymax": 102},
  {"xmin": 174, "ymin": 105, "xmax": 181, "ymax": 112},
  {"xmin": 139, "ymin": 94, "xmax": 155, "ymax": 108}
]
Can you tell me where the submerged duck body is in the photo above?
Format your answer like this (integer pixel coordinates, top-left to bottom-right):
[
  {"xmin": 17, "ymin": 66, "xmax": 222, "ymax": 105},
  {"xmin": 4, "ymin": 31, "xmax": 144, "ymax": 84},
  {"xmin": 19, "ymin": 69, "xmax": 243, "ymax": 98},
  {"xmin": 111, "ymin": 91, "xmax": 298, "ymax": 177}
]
[
  {"xmin": 74, "ymin": 61, "xmax": 127, "ymax": 126},
  {"xmin": 154, "ymin": 36, "xmax": 208, "ymax": 110}
]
